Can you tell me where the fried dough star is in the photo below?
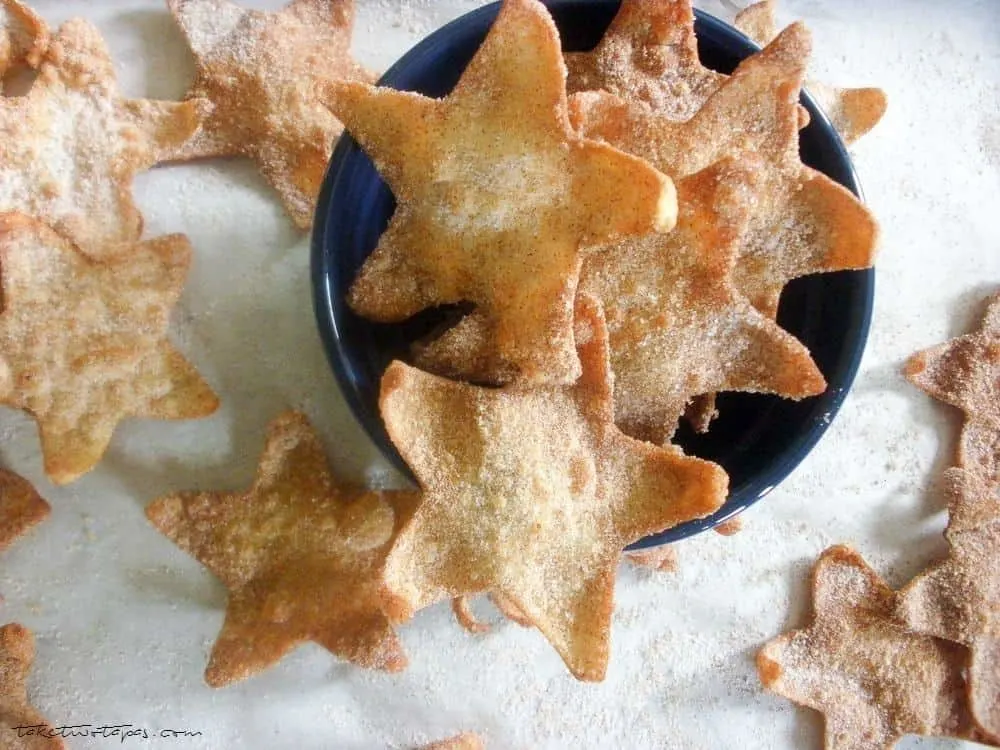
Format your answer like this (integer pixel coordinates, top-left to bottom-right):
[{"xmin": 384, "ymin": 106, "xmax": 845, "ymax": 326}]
[
  {"xmin": 0, "ymin": 470, "xmax": 49, "ymax": 554},
  {"xmin": 758, "ymin": 545, "xmax": 980, "ymax": 749},
  {"xmin": 572, "ymin": 22, "xmax": 878, "ymax": 319},
  {"xmin": 0, "ymin": 0, "xmax": 47, "ymax": 78},
  {"xmin": 897, "ymin": 469, "xmax": 1000, "ymax": 742},
  {"xmin": 564, "ymin": 0, "xmax": 724, "ymax": 120},
  {"xmin": 379, "ymin": 296, "xmax": 728, "ymax": 681},
  {"xmin": 581, "ymin": 159, "xmax": 825, "ymax": 443},
  {"xmin": 906, "ymin": 291, "xmax": 1000, "ymax": 484},
  {"xmin": 565, "ymin": 0, "xmax": 810, "ymax": 130},
  {"xmin": 323, "ymin": 0, "xmax": 676, "ymax": 385},
  {"xmin": 0, "ymin": 213, "xmax": 219, "ymax": 485},
  {"xmin": 166, "ymin": 0, "xmax": 373, "ymax": 229},
  {"xmin": 146, "ymin": 412, "xmax": 414, "ymax": 687},
  {"xmin": 0, "ymin": 623, "xmax": 64, "ymax": 750},
  {"xmin": 734, "ymin": 0, "xmax": 887, "ymax": 145},
  {"xmin": 0, "ymin": 19, "xmax": 207, "ymax": 258}
]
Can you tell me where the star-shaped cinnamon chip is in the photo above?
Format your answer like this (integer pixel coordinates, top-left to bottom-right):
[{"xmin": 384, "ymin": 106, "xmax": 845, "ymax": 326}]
[
  {"xmin": 572, "ymin": 22, "xmax": 878, "ymax": 320},
  {"xmin": 565, "ymin": 0, "xmax": 810, "ymax": 129},
  {"xmin": 564, "ymin": 0, "xmax": 724, "ymax": 120},
  {"xmin": 146, "ymin": 411, "xmax": 414, "ymax": 687},
  {"xmin": 906, "ymin": 291, "xmax": 1000, "ymax": 484},
  {"xmin": 0, "ymin": 213, "xmax": 219, "ymax": 485},
  {"xmin": 0, "ymin": 623, "xmax": 64, "ymax": 750},
  {"xmin": 734, "ymin": 0, "xmax": 887, "ymax": 145},
  {"xmin": 0, "ymin": 19, "xmax": 207, "ymax": 259},
  {"xmin": 378, "ymin": 296, "xmax": 728, "ymax": 681},
  {"xmin": 897, "ymin": 468, "xmax": 1000, "ymax": 742},
  {"xmin": 758, "ymin": 545, "xmax": 981, "ymax": 749},
  {"xmin": 581, "ymin": 158, "xmax": 825, "ymax": 443},
  {"xmin": 0, "ymin": 470, "xmax": 49, "ymax": 554},
  {"xmin": 0, "ymin": 0, "xmax": 47, "ymax": 78},
  {"xmin": 166, "ymin": 0, "xmax": 373, "ymax": 229},
  {"xmin": 323, "ymin": 0, "xmax": 676, "ymax": 386}
]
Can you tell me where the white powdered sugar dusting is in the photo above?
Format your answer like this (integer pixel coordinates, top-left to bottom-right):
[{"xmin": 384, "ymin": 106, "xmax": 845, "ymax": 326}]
[{"xmin": 176, "ymin": 0, "xmax": 250, "ymax": 59}]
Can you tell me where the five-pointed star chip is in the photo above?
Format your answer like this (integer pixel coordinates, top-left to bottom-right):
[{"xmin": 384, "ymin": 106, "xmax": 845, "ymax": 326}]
[
  {"xmin": 564, "ymin": 0, "xmax": 724, "ymax": 120},
  {"xmin": 896, "ymin": 468, "xmax": 1000, "ymax": 742},
  {"xmin": 0, "ymin": 469, "xmax": 49, "ymax": 554},
  {"xmin": 0, "ymin": 213, "xmax": 219, "ymax": 485},
  {"xmin": 146, "ymin": 411, "xmax": 415, "ymax": 687},
  {"xmin": 758, "ymin": 545, "xmax": 981, "ymax": 749},
  {"xmin": 378, "ymin": 296, "xmax": 728, "ymax": 681},
  {"xmin": 905, "ymin": 290, "xmax": 1000, "ymax": 485},
  {"xmin": 571, "ymin": 22, "xmax": 878, "ymax": 320},
  {"xmin": 580, "ymin": 159, "xmax": 825, "ymax": 443},
  {"xmin": 0, "ymin": 19, "xmax": 208, "ymax": 259},
  {"xmin": 323, "ymin": 0, "xmax": 677, "ymax": 386},
  {"xmin": 564, "ymin": 0, "xmax": 810, "ymax": 128},
  {"xmin": 734, "ymin": 0, "xmax": 887, "ymax": 145},
  {"xmin": 0, "ymin": 623, "xmax": 64, "ymax": 750},
  {"xmin": 166, "ymin": 0, "xmax": 374, "ymax": 229},
  {"xmin": 0, "ymin": 0, "xmax": 47, "ymax": 78}
]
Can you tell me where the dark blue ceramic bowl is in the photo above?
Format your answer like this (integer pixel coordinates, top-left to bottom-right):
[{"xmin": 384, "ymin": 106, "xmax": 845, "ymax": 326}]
[{"xmin": 312, "ymin": 0, "xmax": 874, "ymax": 549}]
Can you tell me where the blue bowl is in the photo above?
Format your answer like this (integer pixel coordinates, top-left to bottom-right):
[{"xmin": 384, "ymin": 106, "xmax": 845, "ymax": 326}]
[{"xmin": 312, "ymin": 1, "xmax": 874, "ymax": 549}]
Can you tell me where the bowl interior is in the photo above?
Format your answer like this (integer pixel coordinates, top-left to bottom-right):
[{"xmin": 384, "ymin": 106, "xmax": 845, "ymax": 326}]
[{"xmin": 312, "ymin": 0, "xmax": 874, "ymax": 549}]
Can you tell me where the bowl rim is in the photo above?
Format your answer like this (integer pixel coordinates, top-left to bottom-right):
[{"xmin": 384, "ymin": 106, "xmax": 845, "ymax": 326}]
[{"xmin": 311, "ymin": 0, "xmax": 875, "ymax": 549}]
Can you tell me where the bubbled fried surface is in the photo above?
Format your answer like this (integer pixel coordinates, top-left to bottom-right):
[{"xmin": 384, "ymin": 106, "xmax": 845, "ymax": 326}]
[
  {"xmin": 0, "ymin": 213, "xmax": 218, "ymax": 485},
  {"xmin": 0, "ymin": 19, "xmax": 207, "ymax": 258},
  {"xmin": 379, "ymin": 296, "xmax": 727, "ymax": 682},
  {"xmin": 734, "ymin": 0, "xmax": 887, "ymax": 145},
  {"xmin": 323, "ymin": 0, "xmax": 676, "ymax": 386},
  {"xmin": 165, "ymin": 0, "xmax": 374, "ymax": 229},
  {"xmin": 145, "ymin": 411, "xmax": 415, "ymax": 687},
  {"xmin": 758, "ymin": 545, "xmax": 981, "ymax": 750}
]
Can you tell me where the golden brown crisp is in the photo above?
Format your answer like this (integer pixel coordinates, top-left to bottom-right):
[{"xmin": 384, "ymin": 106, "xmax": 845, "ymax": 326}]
[
  {"xmin": 0, "ymin": 470, "xmax": 49, "ymax": 554},
  {"xmin": 0, "ymin": 623, "xmax": 64, "ymax": 750},
  {"xmin": 0, "ymin": 0, "xmax": 47, "ymax": 77},
  {"xmin": 0, "ymin": 213, "xmax": 219, "ymax": 485},
  {"xmin": 421, "ymin": 160, "xmax": 827, "ymax": 437},
  {"xmin": 896, "ymin": 469, "xmax": 1000, "ymax": 742},
  {"xmin": 758, "ymin": 545, "xmax": 981, "ymax": 749},
  {"xmin": 580, "ymin": 159, "xmax": 825, "ymax": 443},
  {"xmin": 323, "ymin": 0, "xmax": 676, "ymax": 386},
  {"xmin": 418, "ymin": 734, "xmax": 484, "ymax": 750},
  {"xmin": 379, "ymin": 296, "xmax": 728, "ymax": 681},
  {"xmin": 572, "ymin": 23, "xmax": 879, "ymax": 320},
  {"xmin": 565, "ymin": 0, "xmax": 724, "ymax": 120},
  {"xmin": 0, "ymin": 19, "xmax": 207, "ymax": 259},
  {"xmin": 734, "ymin": 0, "xmax": 887, "ymax": 145},
  {"xmin": 146, "ymin": 411, "xmax": 415, "ymax": 687},
  {"xmin": 165, "ymin": 0, "xmax": 373, "ymax": 229},
  {"xmin": 905, "ymin": 290, "xmax": 1000, "ymax": 485}
]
